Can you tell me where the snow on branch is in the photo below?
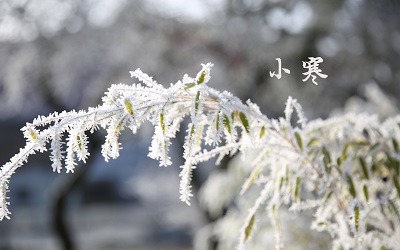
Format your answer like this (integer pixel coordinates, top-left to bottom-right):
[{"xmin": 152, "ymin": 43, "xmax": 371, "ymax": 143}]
[{"xmin": 1, "ymin": 63, "xmax": 400, "ymax": 249}]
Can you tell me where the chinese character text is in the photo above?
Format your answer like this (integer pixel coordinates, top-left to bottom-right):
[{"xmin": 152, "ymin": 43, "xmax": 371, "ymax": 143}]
[{"xmin": 302, "ymin": 57, "xmax": 328, "ymax": 85}]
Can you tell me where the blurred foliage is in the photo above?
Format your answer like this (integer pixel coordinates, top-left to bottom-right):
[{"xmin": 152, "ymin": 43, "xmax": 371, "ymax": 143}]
[{"xmin": 0, "ymin": 0, "xmax": 399, "ymax": 120}]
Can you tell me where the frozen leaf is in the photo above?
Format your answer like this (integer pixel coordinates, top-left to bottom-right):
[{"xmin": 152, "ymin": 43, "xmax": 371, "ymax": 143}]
[
  {"xmin": 259, "ymin": 126, "xmax": 265, "ymax": 138},
  {"xmin": 307, "ymin": 137, "xmax": 318, "ymax": 147},
  {"xmin": 359, "ymin": 157, "xmax": 369, "ymax": 180},
  {"xmin": 239, "ymin": 112, "xmax": 250, "ymax": 133},
  {"xmin": 197, "ymin": 70, "xmax": 206, "ymax": 84},
  {"xmin": 347, "ymin": 174, "xmax": 357, "ymax": 198},
  {"xmin": 294, "ymin": 131, "xmax": 303, "ymax": 150},
  {"xmin": 393, "ymin": 139, "xmax": 399, "ymax": 153},
  {"xmin": 293, "ymin": 176, "xmax": 300, "ymax": 200},
  {"xmin": 354, "ymin": 205, "xmax": 359, "ymax": 231},
  {"xmin": 222, "ymin": 114, "xmax": 231, "ymax": 134},
  {"xmin": 363, "ymin": 185, "xmax": 369, "ymax": 202},
  {"xmin": 184, "ymin": 82, "xmax": 196, "ymax": 90},
  {"xmin": 241, "ymin": 164, "xmax": 264, "ymax": 195},
  {"xmin": 243, "ymin": 214, "xmax": 255, "ymax": 242},
  {"xmin": 194, "ymin": 91, "xmax": 200, "ymax": 116},
  {"xmin": 123, "ymin": 99, "xmax": 134, "ymax": 115}
]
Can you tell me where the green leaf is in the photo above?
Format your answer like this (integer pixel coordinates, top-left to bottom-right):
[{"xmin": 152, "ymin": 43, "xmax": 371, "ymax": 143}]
[
  {"xmin": 293, "ymin": 177, "xmax": 300, "ymax": 200},
  {"xmin": 222, "ymin": 114, "xmax": 231, "ymax": 134},
  {"xmin": 259, "ymin": 126, "xmax": 265, "ymax": 138},
  {"xmin": 354, "ymin": 205, "xmax": 359, "ymax": 231},
  {"xmin": 189, "ymin": 124, "xmax": 195, "ymax": 138},
  {"xmin": 29, "ymin": 130, "xmax": 37, "ymax": 140},
  {"xmin": 242, "ymin": 164, "xmax": 264, "ymax": 194},
  {"xmin": 393, "ymin": 139, "xmax": 399, "ymax": 153},
  {"xmin": 324, "ymin": 163, "xmax": 332, "ymax": 175},
  {"xmin": 184, "ymin": 82, "xmax": 196, "ymax": 90},
  {"xmin": 194, "ymin": 91, "xmax": 200, "ymax": 116},
  {"xmin": 324, "ymin": 191, "xmax": 333, "ymax": 204},
  {"xmin": 336, "ymin": 157, "xmax": 342, "ymax": 166},
  {"xmin": 322, "ymin": 147, "xmax": 332, "ymax": 175},
  {"xmin": 369, "ymin": 142, "xmax": 379, "ymax": 152},
  {"xmin": 279, "ymin": 177, "xmax": 284, "ymax": 191},
  {"xmin": 123, "ymin": 99, "xmax": 134, "ymax": 115},
  {"xmin": 307, "ymin": 137, "xmax": 318, "ymax": 147},
  {"xmin": 239, "ymin": 112, "xmax": 250, "ymax": 133},
  {"xmin": 294, "ymin": 132, "xmax": 303, "ymax": 151},
  {"xmin": 197, "ymin": 70, "xmax": 205, "ymax": 84},
  {"xmin": 160, "ymin": 113, "xmax": 165, "ymax": 133},
  {"xmin": 341, "ymin": 143, "xmax": 349, "ymax": 159},
  {"xmin": 215, "ymin": 113, "xmax": 219, "ymax": 131},
  {"xmin": 363, "ymin": 185, "xmax": 369, "ymax": 202},
  {"xmin": 244, "ymin": 214, "xmax": 255, "ymax": 242},
  {"xmin": 346, "ymin": 174, "xmax": 357, "ymax": 198},
  {"xmin": 282, "ymin": 127, "xmax": 287, "ymax": 137},
  {"xmin": 393, "ymin": 175, "xmax": 400, "ymax": 198},
  {"xmin": 322, "ymin": 146, "xmax": 331, "ymax": 163},
  {"xmin": 114, "ymin": 118, "xmax": 124, "ymax": 136},
  {"xmin": 371, "ymin": 163, "xmax": 378, "ymax": 173},
  {"xmin": 77, "ymin": 135, "xmax": 82, "ymax": 150},
  {"xmin": 359, "ymin": 157, "xmax": 369, "ymax": 180}
]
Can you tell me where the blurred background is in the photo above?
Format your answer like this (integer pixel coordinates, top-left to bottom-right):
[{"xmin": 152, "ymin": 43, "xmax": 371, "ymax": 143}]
[{"xmin": 0, "ymin": 0, "xmax": 399, "ymax": 249}]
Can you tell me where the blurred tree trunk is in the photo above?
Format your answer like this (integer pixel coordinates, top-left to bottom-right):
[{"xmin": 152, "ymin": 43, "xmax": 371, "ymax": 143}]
[{"xmin": 52, "ymin": 134, "xmax": 101, "ymax": 250}]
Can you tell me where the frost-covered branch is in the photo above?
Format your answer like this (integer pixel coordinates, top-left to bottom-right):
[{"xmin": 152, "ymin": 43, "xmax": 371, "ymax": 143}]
[{"xmin": 1, "ymin": 63, "xmax": 400, "ymax": 249}]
